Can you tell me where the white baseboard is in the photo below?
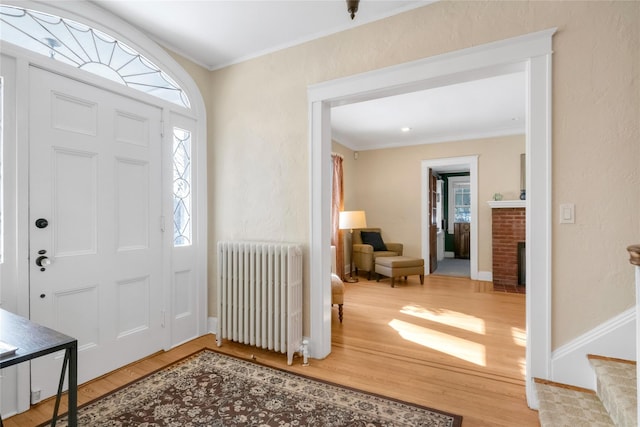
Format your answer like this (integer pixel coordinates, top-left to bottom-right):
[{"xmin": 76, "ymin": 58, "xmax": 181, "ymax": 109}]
[
  {"xmin": 551, "ymin": 307, "xmax": 636, "ymax": 390},
  {"xmin": 444, "ymin": 251, "xmax": 455, "ymax": 258},
  {"xmin": 477, "ymin": 271, "xmax": 492, "ymax": 282}
]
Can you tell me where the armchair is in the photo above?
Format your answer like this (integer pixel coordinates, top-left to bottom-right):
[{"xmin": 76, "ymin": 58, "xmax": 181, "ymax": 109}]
[{"xmin": 352, "ymin": 228, "xmax": 403, "ymax": 280}]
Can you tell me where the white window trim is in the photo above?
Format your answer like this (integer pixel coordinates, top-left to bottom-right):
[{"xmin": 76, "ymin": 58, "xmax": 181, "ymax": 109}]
[{"xmin": 447, "ymin": 176, "xmax": 470, "ymax": 234}]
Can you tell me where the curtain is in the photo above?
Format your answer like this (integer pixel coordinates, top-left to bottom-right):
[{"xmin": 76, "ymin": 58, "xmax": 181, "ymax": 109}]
[{"xmin": 331, "ymin": 154, "xmax": 345, "ymax": 279}]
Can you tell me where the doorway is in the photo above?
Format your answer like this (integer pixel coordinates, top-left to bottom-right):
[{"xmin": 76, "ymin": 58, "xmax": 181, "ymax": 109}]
[
  {"xmin": 309, "ymin": 29, "xmax": 555, "ymax": 407},
  {"xmin": 0, "ymin": 2, "xmax": 208, "ymax": 413},
  {"xmin": 421, "ymin": 157, "xmax": 478, "ymax": 280}
]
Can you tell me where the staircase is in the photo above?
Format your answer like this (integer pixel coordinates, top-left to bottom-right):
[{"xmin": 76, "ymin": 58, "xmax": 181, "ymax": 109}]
[{"xmin": 536, "ymin": 355, "xmax": 637, "ymax": 426}]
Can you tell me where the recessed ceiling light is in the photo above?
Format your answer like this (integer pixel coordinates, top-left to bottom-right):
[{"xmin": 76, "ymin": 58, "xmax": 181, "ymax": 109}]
[{"xmin": 401, "ymin": 127, "xmax": 412, "ymax": 132}]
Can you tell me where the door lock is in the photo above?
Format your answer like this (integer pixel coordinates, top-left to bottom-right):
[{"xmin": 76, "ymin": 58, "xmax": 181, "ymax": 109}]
[
  {"xmin": 36, "ymin": 255, "xmax": 51, "ymax": 271},
  {"xmin": 36, "ymin": 256, "xmax": 50, "ymax": 267}
]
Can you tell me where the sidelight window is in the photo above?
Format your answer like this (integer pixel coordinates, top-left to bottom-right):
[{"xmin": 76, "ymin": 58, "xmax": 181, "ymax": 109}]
[{"xmin": 173, "ymin": 127, "xmax": 192, "ymax": 246}]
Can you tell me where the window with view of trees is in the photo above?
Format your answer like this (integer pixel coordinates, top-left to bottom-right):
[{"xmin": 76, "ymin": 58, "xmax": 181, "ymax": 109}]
[
  {"xmin": 453, "ymin": 182, "xmax": 471, "ymax": 223},
  {"xmin": 447, "ymin": 176, "xmax": 471, "ymax": 233}
]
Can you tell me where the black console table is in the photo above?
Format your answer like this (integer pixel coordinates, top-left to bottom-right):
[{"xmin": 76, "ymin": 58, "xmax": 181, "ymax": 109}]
[{"xmin": 0, "ymin": 308, "xmax": 77, "ymax": 426}]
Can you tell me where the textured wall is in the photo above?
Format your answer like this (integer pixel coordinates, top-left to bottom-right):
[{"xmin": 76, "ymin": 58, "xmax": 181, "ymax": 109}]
[
  {"xmin": 342, "ymin": 135, "xmax": 524, "ymax": 273},
  {"xmin": 206, "ymin": 1, "xmax": 640, "ymax": 348}
]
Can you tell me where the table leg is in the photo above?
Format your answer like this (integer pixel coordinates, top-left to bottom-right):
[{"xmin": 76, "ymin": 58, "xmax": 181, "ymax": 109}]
[
  {"xmin": 50, "ymin": 341, "xmax": 77, "ymax": 427},
  {"xmin": 68, "ymin": 341, "xmax": 78, "ymax": 427},
  {"xmin": 51, "ymin": 350, "xmax": 69, "ymax": 427}
]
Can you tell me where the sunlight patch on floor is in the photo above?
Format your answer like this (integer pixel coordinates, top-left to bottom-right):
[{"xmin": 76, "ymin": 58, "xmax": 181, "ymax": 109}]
[
  {"xmin": 517, "ymin": 357, "xmax": 526, "ymax": 376},
  {"xmin": 511, "ymin": 327, "xmax": 526, "ymax": 347},
  {"xmin": 388, "ymin": 319, "xmax": 486, "ymax": 366},
  {"xmin": 400, "ymin": 304, "xmax": 485, "ymax": 334}
]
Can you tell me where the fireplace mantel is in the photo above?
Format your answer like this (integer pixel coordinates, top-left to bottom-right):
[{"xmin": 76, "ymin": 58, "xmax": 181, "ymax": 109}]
[{"xmin": 487, "ymin": 200, "xmax": 526, "ymax": 209}]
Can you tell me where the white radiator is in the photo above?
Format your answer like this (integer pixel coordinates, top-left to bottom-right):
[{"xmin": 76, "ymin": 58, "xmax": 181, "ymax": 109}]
[{"xmin": 216, "ymin": 241, "xmax": 304, "ymax": 365}]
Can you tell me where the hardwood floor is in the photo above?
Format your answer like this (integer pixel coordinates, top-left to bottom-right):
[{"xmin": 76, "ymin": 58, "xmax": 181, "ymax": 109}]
[{"xmin": 4, "ymin": 274, "xmax": 539, "ymax": 426}]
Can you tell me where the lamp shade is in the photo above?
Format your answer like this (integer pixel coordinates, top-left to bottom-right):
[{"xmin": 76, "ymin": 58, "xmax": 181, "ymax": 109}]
[{"xmin": 339, "ymin": 210, "xmax": 367, "ymax": 230}]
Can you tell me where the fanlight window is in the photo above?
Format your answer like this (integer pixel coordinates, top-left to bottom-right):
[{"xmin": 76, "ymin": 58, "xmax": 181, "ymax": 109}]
[{"xmin": 0, "ymin": 5, "xmax": 190, "ymax": 108}]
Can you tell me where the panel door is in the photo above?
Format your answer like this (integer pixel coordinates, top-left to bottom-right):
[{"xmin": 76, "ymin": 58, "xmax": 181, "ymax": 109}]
[
  {"xmin": 29, "ymin": 67, "xmax": 164, "ymax": 399},
  {"xmin": 454, "ymin": 222, "xmax": 471, "ymax": 259}
]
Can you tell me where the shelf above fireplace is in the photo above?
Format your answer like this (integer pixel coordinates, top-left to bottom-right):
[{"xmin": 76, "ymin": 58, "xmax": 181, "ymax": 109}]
[{"xmin": 487, "ymin": 200, "xmax": 526, "ymax": 209}]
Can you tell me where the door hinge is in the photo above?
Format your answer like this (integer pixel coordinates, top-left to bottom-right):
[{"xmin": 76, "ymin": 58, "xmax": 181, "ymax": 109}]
[
  {"xmin": 160, "ymin": 120, "xmax": 164, "ymax": 137},
  {"xmin": 161, "ymin": 309, "xmax": 166, "ymax": 328},
  {"xmin": 160, "ymin": 215, "xmax": 166, "ymax": 232}
]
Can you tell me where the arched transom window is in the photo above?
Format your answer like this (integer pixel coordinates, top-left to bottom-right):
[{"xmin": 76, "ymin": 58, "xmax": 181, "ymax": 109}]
[{"xmin": 0, "ymin": 5, "xmax": 190, "ymax": 108}]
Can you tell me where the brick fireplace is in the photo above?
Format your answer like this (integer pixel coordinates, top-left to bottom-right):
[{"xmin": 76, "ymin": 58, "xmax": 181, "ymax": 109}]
[{"xmin": 489, "ymin": 202, "xmax": 526, "ymax": 287}]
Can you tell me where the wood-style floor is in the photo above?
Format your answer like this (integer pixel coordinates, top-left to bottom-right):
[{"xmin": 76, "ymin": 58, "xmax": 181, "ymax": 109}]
[{"xmin": 4, "ymin": 274, "xmax": 539, "ymax": 427}]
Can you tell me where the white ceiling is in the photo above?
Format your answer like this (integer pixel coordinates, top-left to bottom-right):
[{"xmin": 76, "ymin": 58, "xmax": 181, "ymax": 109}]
[
  {"xmin": 90, "ymin": 0, "xmax": 432, "ymax": 70},
  {"xmin": 89, "ymin": 0, "xmax": 525, "ymax": 151},
  {"xmin": 331, "ymin": 71, "xmax": 526, "ymax": 151}
]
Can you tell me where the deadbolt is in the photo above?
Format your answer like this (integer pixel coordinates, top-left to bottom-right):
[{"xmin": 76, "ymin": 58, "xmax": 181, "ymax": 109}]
[{"xmin": 35, "ymin": 218, "xmax": 49, "ymax": 229}]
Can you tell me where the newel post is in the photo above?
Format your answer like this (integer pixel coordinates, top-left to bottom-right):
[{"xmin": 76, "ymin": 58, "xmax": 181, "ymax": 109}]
[{"xmin": 627, "ymin": 244, "xmax": 640, "ymax": 424}]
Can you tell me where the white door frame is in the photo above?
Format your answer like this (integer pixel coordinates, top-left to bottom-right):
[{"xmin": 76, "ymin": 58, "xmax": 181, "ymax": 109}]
[
  {"xmin": 309, "ymin": 28, "xmax": 555, "ymax": 408},
  {"xmin": 421, "ymin": 156, "xmax": 478, "ymax": 279},
  {"xmin": 1, "ymin": 0, "xmax": 208, "ymax": 415}
]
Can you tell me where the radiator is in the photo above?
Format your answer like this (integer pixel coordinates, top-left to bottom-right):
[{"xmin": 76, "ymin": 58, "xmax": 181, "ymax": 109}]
[{"xmin": 216, "ymin": 241, "xmax": 305, "ymax": 365}]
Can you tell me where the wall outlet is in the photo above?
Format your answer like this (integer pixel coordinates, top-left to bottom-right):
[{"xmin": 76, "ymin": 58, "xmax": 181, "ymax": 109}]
[{"xmin": 31, "ymin": 389, "xmax": 41, "ymax": 404}]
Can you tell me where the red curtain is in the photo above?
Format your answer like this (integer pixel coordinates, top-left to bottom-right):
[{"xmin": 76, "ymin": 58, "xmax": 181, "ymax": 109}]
[{"xmin": 331, "ymin": 154, "xmax": 345, "ymax": 279}]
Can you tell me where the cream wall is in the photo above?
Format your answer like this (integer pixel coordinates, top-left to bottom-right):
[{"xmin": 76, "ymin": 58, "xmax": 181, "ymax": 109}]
[
  {"xmin": 202, "ymin": 1, "xmax": 639, "ymax": 349},
  {"xmin": 340, "ymin": 135, "xmax": 524, "ymax": 273}
]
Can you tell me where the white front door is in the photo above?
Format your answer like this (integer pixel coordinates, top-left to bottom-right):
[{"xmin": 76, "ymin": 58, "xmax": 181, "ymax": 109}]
[{"xmin": 29, "ymin": 67, "xmax": 165, "ymax": 399}]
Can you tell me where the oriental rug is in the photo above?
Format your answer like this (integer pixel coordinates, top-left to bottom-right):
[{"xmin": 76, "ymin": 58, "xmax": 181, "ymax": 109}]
[{"xmin": 52, "ymin": 348, "xmax": 462, "ymax": 426}]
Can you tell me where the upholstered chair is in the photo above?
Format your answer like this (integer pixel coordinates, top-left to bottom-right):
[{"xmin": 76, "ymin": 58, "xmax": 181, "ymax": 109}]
[
  {"xmin": 331, "ymin": 246, "xmax": 345, "ymax": 322},
  {"xmin": 352, "ymin": 228, "xmax": 403, "ymax": 280}
]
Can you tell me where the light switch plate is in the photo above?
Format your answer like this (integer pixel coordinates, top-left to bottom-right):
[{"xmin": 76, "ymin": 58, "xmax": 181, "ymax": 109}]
[{"xmin": 560, "ymin": 203, "xmax": 575, "ymax": 224}]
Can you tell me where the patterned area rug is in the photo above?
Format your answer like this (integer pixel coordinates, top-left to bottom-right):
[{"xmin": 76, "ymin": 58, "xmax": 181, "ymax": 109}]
[{"xmin": 52, "ymin": 348, "xmax": 462, "ymax": 426}]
